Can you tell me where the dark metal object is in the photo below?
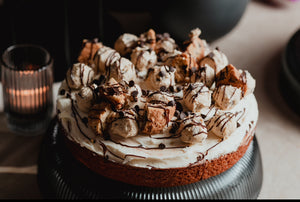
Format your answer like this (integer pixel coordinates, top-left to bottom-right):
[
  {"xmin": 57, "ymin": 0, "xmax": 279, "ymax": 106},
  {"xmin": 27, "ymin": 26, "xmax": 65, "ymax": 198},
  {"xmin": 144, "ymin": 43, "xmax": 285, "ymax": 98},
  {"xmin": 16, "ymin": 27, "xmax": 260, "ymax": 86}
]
[
  {"xmin": 280, "ymin": 28, "xmax": 300, "ymax": 116},
  {"xmin": 37, "ymin": 119, "xmax": 263, "ymax": 199}
]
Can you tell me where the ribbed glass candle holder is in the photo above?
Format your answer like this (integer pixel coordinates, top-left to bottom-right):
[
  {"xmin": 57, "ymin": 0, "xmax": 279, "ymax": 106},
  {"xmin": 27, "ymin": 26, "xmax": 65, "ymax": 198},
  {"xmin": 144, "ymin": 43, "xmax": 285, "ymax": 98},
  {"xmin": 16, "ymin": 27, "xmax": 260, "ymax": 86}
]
[{"xmin": 1, "ymin": 44, "xmax": 53, "ymax": 135}]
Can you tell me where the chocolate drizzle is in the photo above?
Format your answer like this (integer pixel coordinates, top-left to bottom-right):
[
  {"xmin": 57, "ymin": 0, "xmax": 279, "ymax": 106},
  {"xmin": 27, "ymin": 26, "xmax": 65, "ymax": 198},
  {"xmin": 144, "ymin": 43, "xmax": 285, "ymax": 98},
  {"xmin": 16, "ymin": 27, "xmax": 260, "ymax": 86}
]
[
  {"xmin": 184, "ymin": 83, "xmax": 209, "ymax": 103},
  {"xmin": 69, "ymin": 98, "xmax": 91, "ymax": 141},
  {"xmin": 57, "ymin": 28, "xmax": 258, "ymax": 170}
]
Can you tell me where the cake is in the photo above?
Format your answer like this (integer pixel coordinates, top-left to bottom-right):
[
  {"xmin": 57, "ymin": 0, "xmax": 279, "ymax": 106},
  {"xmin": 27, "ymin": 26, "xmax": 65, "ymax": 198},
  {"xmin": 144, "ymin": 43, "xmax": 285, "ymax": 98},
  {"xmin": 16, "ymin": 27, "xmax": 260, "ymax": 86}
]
[{"xmin": 56, "ymin": 28, "xmax": 258, "ymax": 187}]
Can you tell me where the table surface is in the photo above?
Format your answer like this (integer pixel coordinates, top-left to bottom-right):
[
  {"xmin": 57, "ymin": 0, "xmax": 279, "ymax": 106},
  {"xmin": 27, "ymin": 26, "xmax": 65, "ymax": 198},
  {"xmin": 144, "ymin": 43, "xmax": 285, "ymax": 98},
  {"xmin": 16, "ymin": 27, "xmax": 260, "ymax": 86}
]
[{"xmin": 1, "ymin": 0, "xmax": 300, "ymax": 199}]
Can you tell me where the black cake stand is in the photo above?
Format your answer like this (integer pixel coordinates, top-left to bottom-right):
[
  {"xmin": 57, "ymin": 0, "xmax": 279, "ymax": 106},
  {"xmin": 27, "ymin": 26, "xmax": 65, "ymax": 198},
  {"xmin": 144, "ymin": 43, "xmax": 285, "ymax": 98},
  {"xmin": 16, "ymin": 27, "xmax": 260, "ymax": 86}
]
[{"xmin": 37, "ymin": 118, "xmax": 263, "ymax": 199}]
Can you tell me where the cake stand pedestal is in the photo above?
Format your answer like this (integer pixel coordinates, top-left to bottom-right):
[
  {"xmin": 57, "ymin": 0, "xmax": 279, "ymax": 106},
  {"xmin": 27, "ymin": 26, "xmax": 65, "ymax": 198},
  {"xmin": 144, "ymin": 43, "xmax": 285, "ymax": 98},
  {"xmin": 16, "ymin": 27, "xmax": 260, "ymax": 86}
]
[{"xmin": 37, "ymin": 119, "xmax": 263, "ymax": 199}]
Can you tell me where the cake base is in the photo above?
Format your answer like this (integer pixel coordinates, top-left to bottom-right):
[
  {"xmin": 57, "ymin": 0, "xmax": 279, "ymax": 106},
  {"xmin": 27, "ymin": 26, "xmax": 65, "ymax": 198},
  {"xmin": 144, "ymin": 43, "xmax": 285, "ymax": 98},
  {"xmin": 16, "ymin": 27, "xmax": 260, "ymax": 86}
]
[{"xmin": 37, "ymin": 118, "xmax": 263, "ymax": 199}]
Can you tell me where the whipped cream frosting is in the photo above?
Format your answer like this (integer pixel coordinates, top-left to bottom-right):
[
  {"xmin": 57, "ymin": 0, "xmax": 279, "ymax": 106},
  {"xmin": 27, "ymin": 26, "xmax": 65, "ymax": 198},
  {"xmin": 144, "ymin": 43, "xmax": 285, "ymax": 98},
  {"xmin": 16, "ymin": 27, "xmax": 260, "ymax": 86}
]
[{"xmin": 57, "ymin": 28, "xmax": 258, "ymax": 169}]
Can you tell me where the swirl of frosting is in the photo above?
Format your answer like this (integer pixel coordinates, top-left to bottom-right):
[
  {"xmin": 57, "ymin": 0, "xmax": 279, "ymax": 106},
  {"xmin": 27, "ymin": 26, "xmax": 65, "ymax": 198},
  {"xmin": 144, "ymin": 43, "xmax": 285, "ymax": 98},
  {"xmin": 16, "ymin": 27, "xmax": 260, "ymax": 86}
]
[
  {"xmin": 207, "ymin": 111, "xmax": 238, "ymax": 139},
  {"xmin": 190, "ymin": 48, "xmax": 228, "ymax": 87},
  {"xmin": 190, "ymin": 65, "xmax": 215, "ymax": 88},
  {"xmin": 93, "ymin": 46, "xmax": 136, "ymax": 83},
  {"xmin": 183, "ymin": 82, "xmax": 212, "ymax": 112},
  {"xmin": 110, "ymin": 57, "xmax": 136, "ymax": 83},
  {"xmin": 144, "ymin": 65, "xmax": 176, "ymax": 90},
  {"xmin": 199, "ymin": 49, "xmax": 228, "ymax": 74},
  {"xmin": 75, "ymin": 85, "xmax": 96, "ymax": 113},
  {"xmin": 130, "ymin": 46, "xmax": 157, "ymax": 72},
  {"xmin": 212, "ymin": 85, "xmax": 242, "ymax": 110},
  {"xmin": 177, "ymin": 114, "xmax": 208, "ymax": 144},
  {"xmin": 125, "ymin": 81, "xmax": 144, "ymax": 109},
  {"xmin": 109, "ymin": 109, "xmax": 139, "ymax": 138},
  {"xmin": 114, "ymin": 33, "xmax": 139, "ymax": 56},
  {"xmin": 155, "ymin": 33, "xmax": 177, "ymax": 61},
  {"xmin": 93, "ymin": 46, "xmax": 121, "ymax": 75},
  {"xmin": 66, "ymin": 63, "xmax": 94, "ymax": 90},
  {"xmin": 146, "ymin": 91, "xmax": 175, "ymax": 106}
]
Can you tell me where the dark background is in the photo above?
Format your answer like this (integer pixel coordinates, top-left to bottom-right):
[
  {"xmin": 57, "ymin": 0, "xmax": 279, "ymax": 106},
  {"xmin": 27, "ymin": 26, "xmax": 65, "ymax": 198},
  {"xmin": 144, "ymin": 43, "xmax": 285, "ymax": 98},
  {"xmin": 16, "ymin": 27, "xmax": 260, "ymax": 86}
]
[{"xmin": 0, "ymin": 0, "xmax": 249, "ymax": 81}]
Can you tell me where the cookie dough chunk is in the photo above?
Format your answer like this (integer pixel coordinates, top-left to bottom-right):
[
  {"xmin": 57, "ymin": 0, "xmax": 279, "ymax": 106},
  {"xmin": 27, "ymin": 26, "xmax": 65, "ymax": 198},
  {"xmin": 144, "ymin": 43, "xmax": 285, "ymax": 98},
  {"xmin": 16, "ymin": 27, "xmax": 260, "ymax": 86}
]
[
  {"xmin": 182, "ymin": 28, "xmax": 209, "ymax": 63},
  {"xmin": 172, "ymin": 52, "xmax": 198, "ymax": 83},
  {"xmin": 88, "ymin": 102, "xmax": 116, "ymax": 136},
  {"xmin": 142, "ymin": 102, "xmax": 176, "ymax": 135},
  {"xmin": 216, "ymin": 64, "xmax": 256, "ymax": 97},
  {"xmin": 98, "ymin": 78, "xmax": 127, "ymax": 110},
  {"xmin": 78, "ymin": 39, "xmax": 103, "ymax": 72}
]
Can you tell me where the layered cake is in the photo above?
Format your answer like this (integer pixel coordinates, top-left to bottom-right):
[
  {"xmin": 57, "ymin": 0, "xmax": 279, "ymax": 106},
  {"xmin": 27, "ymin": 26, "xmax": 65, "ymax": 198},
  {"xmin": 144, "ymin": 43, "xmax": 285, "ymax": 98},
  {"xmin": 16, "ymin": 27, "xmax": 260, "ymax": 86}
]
[{"xmin": 56, "ymin": 28, "xmax": 258, "ymax": 187}]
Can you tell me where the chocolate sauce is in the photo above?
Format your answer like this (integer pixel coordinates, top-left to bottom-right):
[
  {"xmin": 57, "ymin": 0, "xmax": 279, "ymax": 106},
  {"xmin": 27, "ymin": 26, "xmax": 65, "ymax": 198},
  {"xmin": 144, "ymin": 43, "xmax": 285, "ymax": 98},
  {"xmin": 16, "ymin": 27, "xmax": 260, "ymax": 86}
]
[{"xmin": 70, "ymin": 98, "xmax": 91, "ymax": 140}]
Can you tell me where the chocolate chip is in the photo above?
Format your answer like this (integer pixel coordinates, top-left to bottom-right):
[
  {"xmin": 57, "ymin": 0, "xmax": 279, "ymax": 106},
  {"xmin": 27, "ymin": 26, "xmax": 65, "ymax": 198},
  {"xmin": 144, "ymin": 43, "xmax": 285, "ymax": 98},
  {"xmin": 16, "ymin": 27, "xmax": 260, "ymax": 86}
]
[
  {"xmin": 131, "ymin": 91, "xmax": 138, "ymax": 97},
  {"xmin": 174, "ymin": 110, "xmax": 180, "ymax": 118},
  {"xmin": 93, "ymin": 87, "xmax": 99, "ymax": 94},
  {"xmin": 107, "ymin": 88, "xmax": 115, "ymax": 95},
  {"xmin": 142, "ymin": 90, "xmax": 148, "ymax": 96},
  {"xmin": 176, "ymin": 86, "xmax": 183, "ymax": 92},
  {"xmin": 167, "ymin": 100, "xmax": 175, "ymax": 106},
  {"xmin": 148, "ymin": 68, "xmax": 154, "ymax": 73},
  {"xmin": 160, "ymin": 86, "xmax": 167, "ymax": 92},
  {"xmin": 82, "ymin": 117, "xmax": 88, "ymax": 124},
  {"xmin": 118, "ymin": 111, "xmax": 124, "ymax": 118},
  {"xmin": 93, "ymin": 79, "xmax": 101, "ymax": 85},
  {"xmin": 99, "ymin": 75, "xmax": 106, "ymax": 83},
  {"xmin": 159, "ymin": 143, "xmax": 166, "ymax": 149},
  {"xmin": 176, "ymin": 102, "xmax": 183, "ymax": 111},
  {"xmin": 59, "ymin": 89, "xmax": 66, "ymax": 95},
  {"xmin": 170, "ymin": 122, "xmax": 179, "ymax": 134},
  {"xmin": 129, "ymin": 80, "xmax": 135, "ymax": 87},
  {"xmin": 134, "ymin": 105, "xmax": 140, "ymax": 113},
  {"xmin": 169, "ymin": 86, "xmax": 175, "ymax": 92},
  {"xmin": 158, "ymin": 71, "xmax": 166, "ymax": 77}
]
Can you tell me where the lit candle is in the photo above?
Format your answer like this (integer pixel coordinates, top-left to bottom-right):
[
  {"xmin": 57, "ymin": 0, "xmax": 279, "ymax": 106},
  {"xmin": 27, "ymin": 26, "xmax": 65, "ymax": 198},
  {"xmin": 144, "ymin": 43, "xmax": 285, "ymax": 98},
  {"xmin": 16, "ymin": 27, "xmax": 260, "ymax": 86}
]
[{"xmin": 1, "ymin": 44, "xmax": 53, "ymax": 135}]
